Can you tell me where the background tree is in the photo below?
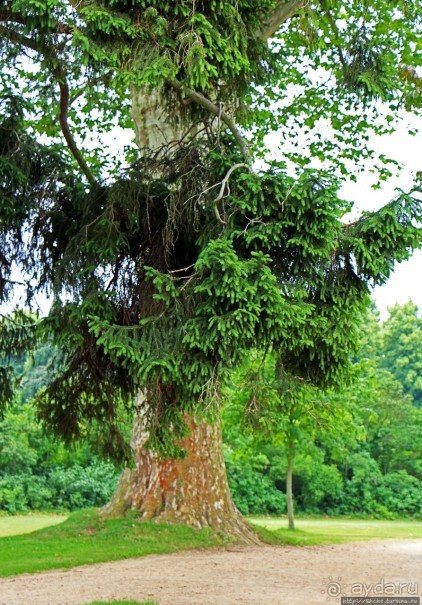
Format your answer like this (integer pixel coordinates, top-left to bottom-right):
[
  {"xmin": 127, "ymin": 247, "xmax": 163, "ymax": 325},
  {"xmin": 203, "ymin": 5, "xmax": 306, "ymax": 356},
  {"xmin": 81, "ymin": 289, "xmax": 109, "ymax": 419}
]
[
  {"xmin": 0, "ymin": 1, "xmax": 421, "ymax": 539},
  {"xmin": 224, "ymin": 351, "xmax": 364, "ymax": 528},
  {"xmin": 0, "ymin": 347, "xmax": 120, "ymax": 513},
  {"xmin": 223, "ymin": 304, "xmax": 422, "ymax": 519},
  {"xmin": 379, "ymin": 302, "xmax": 422, "ymax": 407},
  {"xmin": 1, "ymin": 308, "xmax": 421, "ymax": 519}
]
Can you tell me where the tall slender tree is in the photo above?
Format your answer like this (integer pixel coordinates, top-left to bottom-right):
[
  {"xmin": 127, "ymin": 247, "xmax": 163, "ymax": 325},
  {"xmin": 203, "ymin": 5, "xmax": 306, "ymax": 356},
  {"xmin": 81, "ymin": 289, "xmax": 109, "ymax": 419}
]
[{"xmin": 0, "ymin": 1, "xmax": 421, "ymax": 540}]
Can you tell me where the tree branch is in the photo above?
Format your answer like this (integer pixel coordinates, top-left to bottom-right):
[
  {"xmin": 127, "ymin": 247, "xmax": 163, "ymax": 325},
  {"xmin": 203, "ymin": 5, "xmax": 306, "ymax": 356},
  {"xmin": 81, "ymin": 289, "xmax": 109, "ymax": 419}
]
[
  {"xmin": 322, "ymin": 7, "xmax": 347, "ymax": 68},
  {"xmin": 0, "ymin": 25, "xmax": 39, "ymax": 53},
  {"xmin": 66, "ymin": 0, "xmax": 85, "ymax": 8},
  {"xmin": 212, "ymin": 163, "xmax": 250, "ymax": 225},
  {"xmin": 0, "ymin": 10, "xmax": 25, "ymax": 25},
  {"xmin": 0, "ymin": 10, "xmax": 73, "ymax": 34},
  {"xmin": 69, "ymin": 72, "xmax": 112, "ymax": 106},
  {"xmin": 168, "ymin": 80, "xmax": 252, "ymax": 165},
  {"xmin": 58, "ymin": 80, "xmax": 97, "ymax": 187},
  {"xmin": 258, "ymin": 0, "xmax": 307, "ymax": 40},
  {"xmin": 0, "ymin": 23, "xmax": 97, "ymax": 186}
]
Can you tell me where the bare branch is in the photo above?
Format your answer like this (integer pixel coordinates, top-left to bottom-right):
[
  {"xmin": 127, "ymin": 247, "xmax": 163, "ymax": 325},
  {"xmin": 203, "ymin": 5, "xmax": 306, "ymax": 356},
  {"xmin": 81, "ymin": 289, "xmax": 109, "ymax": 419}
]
[
  {"xmin": 66, "ymin": 0, "xmax": 86, "ymax": 8},
  {"xmin": 168, "ymin": 80, "xmax": 252, "ymax": 164},
  {"xmin": 168, "ymin": 263, "xmax": 196, "ymax": 274},
  {"xmin": 258, "ymin": 0, "xmax": 307, "ymax": 40},
  {"xmin": 58, "ymin": 80, "xmax": 98, "ymax": 187},
  {"xmin": 212, "ymin": 163, "xmax": 251, "ymax": 225}
]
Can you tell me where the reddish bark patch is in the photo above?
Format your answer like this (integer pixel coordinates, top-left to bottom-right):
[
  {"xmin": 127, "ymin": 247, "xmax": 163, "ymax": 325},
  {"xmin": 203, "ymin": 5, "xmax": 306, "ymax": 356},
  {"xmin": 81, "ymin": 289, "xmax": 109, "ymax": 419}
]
[{"xmin": 103, "ymin": 414, "xmax": 259, "ymax": 544}]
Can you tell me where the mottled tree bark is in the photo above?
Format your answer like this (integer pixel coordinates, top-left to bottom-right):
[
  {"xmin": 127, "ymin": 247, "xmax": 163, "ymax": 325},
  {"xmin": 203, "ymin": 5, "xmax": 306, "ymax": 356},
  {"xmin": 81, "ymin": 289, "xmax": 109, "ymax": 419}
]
[
  {"xmin": 130, "ymin": 87, "xmax": 191, "ymax": 151},
  {"xmin": 104, "ymin": 403, "xmax": 259, "ymax": 543}
]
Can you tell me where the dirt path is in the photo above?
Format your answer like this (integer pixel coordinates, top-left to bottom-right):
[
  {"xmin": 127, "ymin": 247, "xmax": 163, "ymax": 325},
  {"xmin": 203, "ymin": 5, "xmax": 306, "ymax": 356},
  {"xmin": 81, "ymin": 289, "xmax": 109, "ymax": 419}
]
[{"xmin": 2, "ymin": 540, "xmax": 421, "ymax": 605}]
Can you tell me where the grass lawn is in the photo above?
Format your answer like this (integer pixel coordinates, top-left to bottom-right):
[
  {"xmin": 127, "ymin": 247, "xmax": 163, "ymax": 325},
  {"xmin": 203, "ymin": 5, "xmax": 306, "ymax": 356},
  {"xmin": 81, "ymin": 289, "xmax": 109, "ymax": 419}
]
[
  {"xmin": 0, "ymin": 513, "xmax": 68, "ymax": 537},
  {"xmin": 250, "ymin": 516, "xmax": 422, "ymax": 546},
  {"xmin": 0, "ymin": 509, "xmax": 226, "ymax": 577},
  {"xmin": 1, "ymin": 511, "xmax": 421, "ymax": 577}
]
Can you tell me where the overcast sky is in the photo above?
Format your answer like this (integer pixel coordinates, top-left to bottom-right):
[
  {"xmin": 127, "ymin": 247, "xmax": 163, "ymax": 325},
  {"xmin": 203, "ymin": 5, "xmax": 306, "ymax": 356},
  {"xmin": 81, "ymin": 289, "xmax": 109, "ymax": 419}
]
[{"xmin": 339, "ymin": 118, "xmax": 421, "ymax": 319}]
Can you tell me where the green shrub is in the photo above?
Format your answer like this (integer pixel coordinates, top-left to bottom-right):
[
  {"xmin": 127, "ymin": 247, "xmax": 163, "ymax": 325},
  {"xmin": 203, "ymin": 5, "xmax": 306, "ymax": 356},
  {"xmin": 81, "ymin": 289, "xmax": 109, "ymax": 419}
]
[
  {"xmin": 225, "ymin": 456, "xmax": 285, "ymax": 515},
  {"xmin": 294, "ymin": 454, "xmax": 344, "ymax": 512},
  {"xmin": 377, "ymin": 471, "xmax": 422, "ymax": 515},
  {"xmin": 48, "ymin": 463, "xmax": 120, "ymax": 509},
  {"xmin": 341, "ymin": 453, "xmax": 384, "ymax": 514},
  {"xmin": 0, "ymin": 462, "xmax": 120, "ymax": 512},
  {"xmin": 0, "ymin": 400, "xmax": 121, "ymax": 512},
  {"xmin": 0, "ymin": 477, "xmax": 27, "ymax": 513}
]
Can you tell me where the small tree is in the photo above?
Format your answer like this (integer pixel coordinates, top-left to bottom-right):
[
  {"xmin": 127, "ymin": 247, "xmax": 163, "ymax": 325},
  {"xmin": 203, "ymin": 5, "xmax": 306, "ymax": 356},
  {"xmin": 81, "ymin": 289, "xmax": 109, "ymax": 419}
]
[{"xmin": 225, "ymin": 353, "xmax": 362, "ymax": 528}]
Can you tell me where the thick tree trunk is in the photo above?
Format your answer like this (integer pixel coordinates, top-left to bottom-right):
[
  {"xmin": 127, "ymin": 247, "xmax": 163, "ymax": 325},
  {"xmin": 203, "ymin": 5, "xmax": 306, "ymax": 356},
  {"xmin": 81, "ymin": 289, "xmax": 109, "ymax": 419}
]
[
  {"xmin": 104, "ymin": 87, "xmax": 259, "ymax": 544},
  {"xmin": 286, "ymin": 438, "xmax": 295, "ymax": 530},
  {"xmin": 104, "ymin": 398, "xmax": 258, "ymax": 543},
  {"xmin": 131, "ymin": 87, "xmax": 181, "ymax": 150}
]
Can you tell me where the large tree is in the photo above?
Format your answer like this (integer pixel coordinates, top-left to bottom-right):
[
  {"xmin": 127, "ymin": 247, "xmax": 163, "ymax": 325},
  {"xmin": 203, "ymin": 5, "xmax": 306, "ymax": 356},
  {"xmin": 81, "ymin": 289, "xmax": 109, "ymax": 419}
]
[{"xmin": 0, "ymin": 1, "xmax": 421, "ymax": 540}]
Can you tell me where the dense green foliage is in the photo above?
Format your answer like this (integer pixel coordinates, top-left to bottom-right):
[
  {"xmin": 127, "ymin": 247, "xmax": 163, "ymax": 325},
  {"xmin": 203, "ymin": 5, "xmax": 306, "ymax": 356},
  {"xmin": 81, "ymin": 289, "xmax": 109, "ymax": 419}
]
[
  {"xmin": 0, "ymin": 351, "xmax": 119, "ymax": 512},
  {"xmin": 378, "ymin": 302, "xmax": 422, "ymax": 406},
  {"xmin": 0, "ymin": 0, "xmax": 421, "ymax": 461},
  {"xmin": 1, "ymin": 0, "xmax": 420, "ymax": 172},
  {"xmin": 0, "ymin": 401, "xmax": 120, "ymax": 512},
  {"xmin": 224, "ymin": 304, "xmax": 422, "ymax": 518}
]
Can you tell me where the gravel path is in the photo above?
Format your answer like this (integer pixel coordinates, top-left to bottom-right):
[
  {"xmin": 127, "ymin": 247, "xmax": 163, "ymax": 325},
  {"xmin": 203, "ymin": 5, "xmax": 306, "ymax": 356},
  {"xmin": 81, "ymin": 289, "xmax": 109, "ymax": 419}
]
[{"xmin": 2, "ymin": 540, "xmax": 421, "ymax": 605}]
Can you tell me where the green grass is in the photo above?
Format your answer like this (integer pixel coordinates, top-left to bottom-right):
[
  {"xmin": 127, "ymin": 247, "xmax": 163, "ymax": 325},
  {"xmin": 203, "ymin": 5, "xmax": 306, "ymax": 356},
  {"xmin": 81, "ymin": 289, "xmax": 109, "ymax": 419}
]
[
  {"xmin": 0, "ymin": 509, "xmax": 226, "ymax": 577},
  {"xmin": 2, "ymin": 511, "xmax": 421, "ymax": 578},
  {"xmin": 0, "ymin": 513, "xmax": 68, "ymax": 537},
  {"xmin": 250, "ymin": 517, "xmax": 422, "ymax": 546}
]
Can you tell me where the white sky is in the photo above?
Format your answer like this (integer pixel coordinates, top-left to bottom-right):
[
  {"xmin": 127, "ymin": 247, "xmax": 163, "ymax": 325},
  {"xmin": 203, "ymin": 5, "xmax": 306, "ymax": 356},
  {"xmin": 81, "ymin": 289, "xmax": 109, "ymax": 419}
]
[{"xmin": 339, "ymin": 120, "xmax": 421, "ymax": 320}]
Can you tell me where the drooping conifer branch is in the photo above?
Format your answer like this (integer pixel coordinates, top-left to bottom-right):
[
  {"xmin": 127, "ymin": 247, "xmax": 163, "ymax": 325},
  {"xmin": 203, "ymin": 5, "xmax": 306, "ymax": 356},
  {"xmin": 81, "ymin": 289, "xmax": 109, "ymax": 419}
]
[{"xmin": 0, "ymin": 10, "xmax": 73, "ymax": 34}]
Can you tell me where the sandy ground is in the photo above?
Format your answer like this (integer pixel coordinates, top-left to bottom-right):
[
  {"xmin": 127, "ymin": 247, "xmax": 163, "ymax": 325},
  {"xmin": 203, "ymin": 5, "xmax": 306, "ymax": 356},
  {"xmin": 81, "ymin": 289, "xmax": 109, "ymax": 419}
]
[{"xmin": 1, "ymin": 540, "xmax": 421, "ymax": 605}]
